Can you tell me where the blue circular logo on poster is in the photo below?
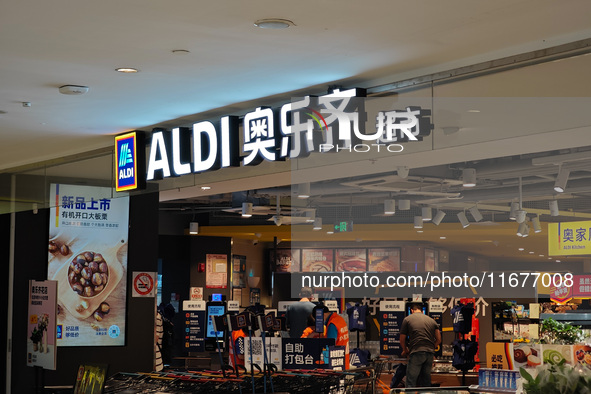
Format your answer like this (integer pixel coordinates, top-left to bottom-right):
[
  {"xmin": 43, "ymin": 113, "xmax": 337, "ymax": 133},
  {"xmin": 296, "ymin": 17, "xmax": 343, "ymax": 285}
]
[
  {"xmin": 109, "ymin": 325, "xmax": 121, "ymax": 338},
  {"xmin": 383, "ymin": 329, "xmax": 388, "ymax": 335}
]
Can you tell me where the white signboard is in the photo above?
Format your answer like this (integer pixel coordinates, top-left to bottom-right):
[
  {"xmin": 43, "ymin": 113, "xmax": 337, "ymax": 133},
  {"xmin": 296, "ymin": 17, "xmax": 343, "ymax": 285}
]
[
  {"xmin": 244, "ymin": 337, "xmax": 282, "ymax": 371},
  {"xmin": 379, "ymin": 301, "xmax": 405, "ymax": 312},
  {"xmin": 190, "ymin": 287, "xmax": 204, "ymax": 300}
]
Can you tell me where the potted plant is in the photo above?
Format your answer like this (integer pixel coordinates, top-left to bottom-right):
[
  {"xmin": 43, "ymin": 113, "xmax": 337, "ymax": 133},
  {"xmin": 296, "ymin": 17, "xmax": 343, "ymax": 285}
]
[
  {"xmin": 521, "ymin": 360, "xmax": 591, "ymax": 394},
  {"xmin": 539, "ymin": 317, "xmax": 584, "ymax": 345},
  {"xmin": 30, "ymin": 327, "xmax": 42, "ymax": 351}
]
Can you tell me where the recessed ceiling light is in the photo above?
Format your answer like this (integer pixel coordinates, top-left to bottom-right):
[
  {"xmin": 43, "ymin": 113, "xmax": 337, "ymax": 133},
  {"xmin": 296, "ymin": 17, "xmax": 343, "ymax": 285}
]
[
  {"xmin": 528, "ymin": 251, "xmax": 534, "ymax": 254},
  {"xmin": 518, "ymin": 248, "xmax": 525, "ymax": 251},
  {"xmin": 416, "ymin": 230, "xmax": 424, "ymax": 233},
  {"xmin": 116, "ymin": 67, "xmax": 139, "ymax": 73},
  {"xmin": 201, "ymin": 186, "xmax": 211, "ymax": 190},
  {"xmin": 539, "ymin": 254, "xmax": 544, "ymax": 257},
  {"xmin": 556, "ymin": 259, "xmax": 561, "ymax": 263},
  {"xmin": 326, "ymin": 230, "xmax": 334, "ymax": 235},
  {"xmin": 254, "ymin": 18, "xmax": 294, "ymax": 29},
  {"xmin": 439, "ymin": 236, "xmax": 446, "ymax": 239},
  {"xmin": 468, "ymin": 109, "xmax": 480, "ymax": 113}
]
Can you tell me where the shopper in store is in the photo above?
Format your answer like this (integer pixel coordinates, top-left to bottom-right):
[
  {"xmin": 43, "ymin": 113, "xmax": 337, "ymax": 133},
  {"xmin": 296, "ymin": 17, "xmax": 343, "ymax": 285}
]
[
  {"xmin": 286, "ymin": 287, "xmax": 316, "ymax": 338},
  {"xmin": 159, "ymin": 303, "xmax": 176, "ymax": 366},
  {"xmin": 399, "ymin": 303, "xmax": 442, "ymax": 388},
  {"xmin": 323, "ymin": 305, "xmax": 350, "ymax": 369},
  {"xmin": 155, "ymin": 307, "xmax": 164, "ymax": 372}
]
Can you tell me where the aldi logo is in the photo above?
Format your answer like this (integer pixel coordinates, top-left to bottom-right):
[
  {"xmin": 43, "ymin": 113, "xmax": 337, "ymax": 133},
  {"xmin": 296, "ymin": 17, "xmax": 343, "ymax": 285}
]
[{"xmin": 115, "ymin": 131, "xmax": 145, "ymax": 192}]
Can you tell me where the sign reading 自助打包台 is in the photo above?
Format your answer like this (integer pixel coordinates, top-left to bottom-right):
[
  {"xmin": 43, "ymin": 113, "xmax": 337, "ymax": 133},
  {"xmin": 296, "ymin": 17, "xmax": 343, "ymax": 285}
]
[{"xmin": 548, "ymin": 221, "xmax": 591, "ymax": 256}]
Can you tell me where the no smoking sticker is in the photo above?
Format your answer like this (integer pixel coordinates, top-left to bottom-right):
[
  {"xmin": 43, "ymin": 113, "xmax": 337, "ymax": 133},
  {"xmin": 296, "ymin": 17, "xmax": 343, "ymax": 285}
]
[{"xmin": 132, "ymin": 271, "xmax": 156, "ymax": 297}]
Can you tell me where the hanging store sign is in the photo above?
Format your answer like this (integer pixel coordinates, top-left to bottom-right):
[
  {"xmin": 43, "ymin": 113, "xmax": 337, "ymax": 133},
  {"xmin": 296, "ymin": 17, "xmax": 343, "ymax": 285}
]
[
  {"xmin": 144, "ymin": 88, "xmax": 433, "ymax": 181},
  {"xmin": 548, "ymin": 221, "xmax": 591, "ymax": 256},
  {"xmin": 115, "ymin": 131, "xmax": 145, "ymax": 192}
]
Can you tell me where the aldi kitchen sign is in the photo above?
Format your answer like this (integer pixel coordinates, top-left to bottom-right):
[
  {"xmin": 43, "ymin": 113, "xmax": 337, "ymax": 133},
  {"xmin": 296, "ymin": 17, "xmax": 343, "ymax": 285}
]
[
  {"xmin": 115, "ymin": 131, "xmax": 145, "ymax": 192},
  {"xmin": 116, "ymin": 89, "xmax": 433, "ymax": 185}
]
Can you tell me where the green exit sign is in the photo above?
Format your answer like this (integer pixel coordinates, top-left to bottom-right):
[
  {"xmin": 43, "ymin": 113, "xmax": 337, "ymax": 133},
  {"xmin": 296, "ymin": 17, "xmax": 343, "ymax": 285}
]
[{"xmin": 334, "ymin": 221, "xmax": 353, "ymax": 232}]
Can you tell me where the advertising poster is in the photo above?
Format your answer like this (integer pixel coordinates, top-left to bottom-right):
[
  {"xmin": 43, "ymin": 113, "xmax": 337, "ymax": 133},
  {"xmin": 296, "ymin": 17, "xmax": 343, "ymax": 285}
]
[
  {"xmin": 541, "ymin": 344, "xmax": 574, "ymax": 366},
  {"xmin": 368, "ymin": 248, "xmax": 400, "ymax": 272},
  {"xmin": 232, "ymin": 255, "xmax": 246, "ymax": 288},
  {"xmin": 573, "ymin": 275, "xmax": 591, "ymax": 297},
  {"xmin": 513, "ymin": 342, "xmax": 542, "ymax": 370},
  {"xmin": 302, "ymin": 249, "xmax": 333, "ymax": 272},
  {"xmin": 334, "ymin": 249, "xmax": 367, "ymax": 272},
  {"xmin": 27, "ymin": 280, "xmax": 58, "ymax": 369},
  {"xmin": 206, "ymin": 254, "xmax": 228, "ymax": 289},
  {"xmin": 486, "ymin": 342, "xmax": 514, "ymax": 369},
  {"xmin": 574, "ymin": 344, "xmax": 591, "ymax": 370},
  {"xmin": 48, "ymin": 184, "xmax": 129, "ymax": 347},
  {"xmin": 273, "ymin": 249, "xmax": 301, "ymax": 273},
  {"xmin": 425, "ymin": 248, "xmax": 437, "ymax": 272}
]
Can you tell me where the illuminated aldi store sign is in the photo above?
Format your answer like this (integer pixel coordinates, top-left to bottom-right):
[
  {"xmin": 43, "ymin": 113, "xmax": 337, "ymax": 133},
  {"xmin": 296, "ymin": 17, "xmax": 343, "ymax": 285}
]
[
  {"xmin": 115, "ymin": 131, "xmax": 145, "ymax": 192},
  {"xmin": 144, "ymin": 88, "xmax": 433, "ymax": 181}
]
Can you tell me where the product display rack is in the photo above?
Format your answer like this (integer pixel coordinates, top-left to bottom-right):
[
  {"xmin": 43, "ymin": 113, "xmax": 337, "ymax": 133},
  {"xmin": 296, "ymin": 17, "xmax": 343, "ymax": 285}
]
[{"xmin": 102, "ymin": 367, "xmax": 376, "ymax": 394}]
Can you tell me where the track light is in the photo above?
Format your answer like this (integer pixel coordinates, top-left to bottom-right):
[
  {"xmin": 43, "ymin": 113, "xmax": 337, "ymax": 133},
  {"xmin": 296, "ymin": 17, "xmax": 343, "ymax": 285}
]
[
  {"xmin": 554, "ymin": 168, "xmax": 570, "ymax": 193},
  {"xmin": 398, "ymin": 200, "xmax": 410, "ymax": 210},
  {"xmin": 414, "ymin": 216, "xmax": 423, "ymax": 229},
  {"xmin": 509, "ymin": 202, "xmax": 519, "ymax": 220},
  {"xmin": 522, "ymin": 223, "xmax": 530, "ymax": 238},
  {"xmin": 305, "ymin": 210, "xmax": 316, "ymax": 223},
  {"xmin": 457, "ymin": 211, "xmax": 470, "ymax": 228},
  {"xmin": 532, "ymin": 215, "xmax": 542, "ymax": 233},
  {"xmin": 432, "ymin": 210, "xmax": 446, "ymax": 225},
  {"xmin": 549, "ymin": 200, "xmax": 559, "ymax": 216},
  {"xmin": 517, "ymin": 222, "xmax": 527, "ymax": 237},
  {"xmin": 297, "ymin": 183, "xmax": 311, "ymax": 199},
  {"xmin": 462, "ymin": 168, "xmax": 476, "ymax": 187},
  {"xmin": 313, "ymin": 218, "xmax": 322, "ymax": 230},
  {"xmin": 421, "ymin": 207, "xmax": 432, "ymax": 221},
  {"xmin": 189, "ymin": 222, "xmax": 199, "ymax": 234},
  {"xmin": 242, "ymin": 202, "xmax": 253, "ymax": 218},
  {"xmin": 515, "ymin": 210, "xmax": 527, "ymax": 224},
  {"xmin": 397, "ymin": 166, "xmax": 409, "ymax": 179},
  {"xmin": 384, "ymin": 200, "xmax": 396, "ymax": 215},
  {"xmin": 468, "ymin": 206, "xmax": 483, "ymax": 222}
]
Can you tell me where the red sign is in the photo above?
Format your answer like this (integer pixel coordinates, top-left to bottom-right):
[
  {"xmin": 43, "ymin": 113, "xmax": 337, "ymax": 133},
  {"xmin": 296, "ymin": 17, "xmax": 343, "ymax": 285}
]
[
  {"xmin": 573, "ymin": 275, "xmax": 591, "ymax": 297},
  {"xmin": 550, "ymin": 282, "xmax": 573, "ymax": 304}
]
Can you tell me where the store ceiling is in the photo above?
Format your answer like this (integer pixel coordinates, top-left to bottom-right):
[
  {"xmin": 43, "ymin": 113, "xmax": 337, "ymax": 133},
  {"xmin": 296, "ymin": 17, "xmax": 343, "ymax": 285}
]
[
  {"xmin": 3, "ymin": 2, "xmax": 591, "ymax": 265},
  {"xmin": 2, "ymin": 1, "xmax": 591, "ymax": 171}
]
